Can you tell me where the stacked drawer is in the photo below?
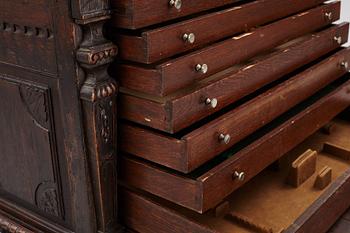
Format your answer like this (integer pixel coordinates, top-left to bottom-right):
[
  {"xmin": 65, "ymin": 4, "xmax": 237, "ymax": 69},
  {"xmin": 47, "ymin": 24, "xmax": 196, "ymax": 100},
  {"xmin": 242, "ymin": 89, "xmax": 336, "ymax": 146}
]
[{"xmin": 110, "ymin": 0, "xmax": 350, "ymax": 232}]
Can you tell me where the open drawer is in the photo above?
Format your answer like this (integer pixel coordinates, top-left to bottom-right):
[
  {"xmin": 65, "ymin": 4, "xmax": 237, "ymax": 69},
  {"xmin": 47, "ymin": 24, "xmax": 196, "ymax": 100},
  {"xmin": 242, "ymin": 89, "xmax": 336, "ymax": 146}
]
[
  {"xmin": 120, "ymin": 77, "xmax": 350, "ymax": 213},
  {"xmin": 120, "ymin": 48, "xmax": 350, "ymax": 173},
  {"xmin": 119, "ymin": 24, "xmax": 349, "ymax": 133},
  {"xmin": 112, "ymin": 0, "xmax": 325, "ymax": 63},
  {"xmin": 115, "ymin": 3, "xmax": 340, "ymax": 95},
  {"xmin": 120, "ymin": 114, "xmax": 350, "ymax": 233}
]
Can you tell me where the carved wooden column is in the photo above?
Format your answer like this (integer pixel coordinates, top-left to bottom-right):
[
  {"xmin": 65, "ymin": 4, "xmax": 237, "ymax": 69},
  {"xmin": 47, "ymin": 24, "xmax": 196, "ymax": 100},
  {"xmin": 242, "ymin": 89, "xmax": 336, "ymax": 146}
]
[{"xmin": 73, "ymin": 1, "xmax": 120, "ymax": 233}]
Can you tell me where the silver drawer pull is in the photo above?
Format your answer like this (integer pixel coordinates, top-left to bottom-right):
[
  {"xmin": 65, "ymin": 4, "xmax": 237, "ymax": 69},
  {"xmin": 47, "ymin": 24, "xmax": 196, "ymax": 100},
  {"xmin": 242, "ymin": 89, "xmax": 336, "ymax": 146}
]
[
  {"xmin": 233, "ymin": 171, "xmax": 246, "ymax": 181},
  {"xmin": 205, "ymin": 98, "xmax": 218, "ymax": 108},
  {"xmin": 169, "ymin": 0, "xmax": 182, "ymax": 10},
  {"xmin": 219, "ymin": 133, "xmax": 231, "ymax": 144},
  {"xmin": 183, "ymin": 33, "xmax": 195, "ymax": 44},
  {"xmin": 195, "ymin": 64, "xmax": 208, "ymax": 74},
  {"xmin": 334, "ymin": 36, "xmax": 342, "ymax": 45},
  {"xmin": 325, "ymin": 12, "xmax": 332, "ymax": 21},
  {"xmin": 341, "ymin": 61, "xmax": 349, "ymax": 71}
]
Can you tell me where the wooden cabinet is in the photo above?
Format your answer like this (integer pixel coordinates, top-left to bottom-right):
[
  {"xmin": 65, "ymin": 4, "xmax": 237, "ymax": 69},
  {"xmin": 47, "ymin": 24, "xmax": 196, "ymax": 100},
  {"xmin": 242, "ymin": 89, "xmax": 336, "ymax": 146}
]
[
  {"xmin": 112, "ymin": 0, "xmax": 350, "ymax": 232},
  {"xmin": 0, "ymin": 0, "xmax": 121, "ymax": 233}
]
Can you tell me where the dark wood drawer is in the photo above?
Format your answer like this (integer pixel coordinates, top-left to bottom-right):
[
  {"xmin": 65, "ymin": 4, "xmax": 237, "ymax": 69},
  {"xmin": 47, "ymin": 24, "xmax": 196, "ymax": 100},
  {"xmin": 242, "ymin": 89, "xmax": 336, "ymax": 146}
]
[
  {"xmin": 114, "ymin": 0, "xmax": 325, "ymax": 63},
  {"xmin": 120, "ymin": 78, "xmax": 350, "ymax": 213},
  {"xmin": 120, "ymin": 139, "xmax": 350, "ymax": 233},
  {"xmin": 111, "ymin": 0, "xmax": 241, "ymax": 29},
  {"xmin": 120, "ymin": 24, "xmax": 349, "ymax": 133},
  {"xmin": 116, "ymin": 2, "xmax": 340, "ymax": 96},
  {"xmin": 120, "ymin": 48, "xmax": 350, "ymax": 173}
]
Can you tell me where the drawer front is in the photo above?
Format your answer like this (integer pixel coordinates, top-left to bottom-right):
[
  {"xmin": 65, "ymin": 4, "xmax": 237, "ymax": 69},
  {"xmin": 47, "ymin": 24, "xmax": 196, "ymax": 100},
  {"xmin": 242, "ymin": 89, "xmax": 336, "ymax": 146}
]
[
  {"xmin": 120, "ymin": 48, "xmax": 350, "ymax": 173},
  {"xmin": 158, "ymin": 3, "xmax": 340, "ymax": 94},
  {"xmin": 116, "ymin": 0, "xmax": 325, "ymax": 63},
  {"xmin": 120, "ymin": 78, "xmax": 350, "ymax": 213},
  {"xmin": 111, "ymin": 0, "xmax": 240, "ymax": 29},
  {"xmin": 185, "ymin": 48, "xmax": 350, "ymax": 171},
  {"xmin": 119, "ymin": 24, "xmax": 349, "ymax": 133},
  {"xmin": 117, "ymin": 2, "xmax": 340, "ymax": 96}
]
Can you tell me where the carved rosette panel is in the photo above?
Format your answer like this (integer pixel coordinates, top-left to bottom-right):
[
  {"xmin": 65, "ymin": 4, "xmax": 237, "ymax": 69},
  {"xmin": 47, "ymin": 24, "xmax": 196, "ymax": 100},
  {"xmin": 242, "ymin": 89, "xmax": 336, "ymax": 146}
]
[
  {"xmin": 35, "ymin": 182, "xmax": 62, "ymax": 218},
  {"xmin": 74, "ymin": 3, "xmax": 119, "ymax": 232},
  {"xmin": 19, "ymin": 85, "xmax": 48, "ymax": 130}
]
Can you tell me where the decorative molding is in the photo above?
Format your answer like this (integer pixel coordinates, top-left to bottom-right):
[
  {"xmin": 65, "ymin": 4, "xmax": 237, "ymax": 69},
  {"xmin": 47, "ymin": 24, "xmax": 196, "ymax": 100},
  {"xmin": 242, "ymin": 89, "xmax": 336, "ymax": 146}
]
[
  {"xmin": 74, "ymin": 0, "xmax": 119, "ymax": 231},
  {"xmin": 19, "ymin": 85, "xmax": 49, "ymax": 130},
  {"xmin": 0, "ymin": 214, "xmax": 34, "ymax": 233},
  {"xmin": 0, "ymin": 22, "xmax": 54, "ymax": 39},
  {"xmin": 35, "ymin": 182, "xmax": 62, "ymax": 218},
  {"xmin": 77, "ymin": 43, "xmax": 118, "ymax": 66}
]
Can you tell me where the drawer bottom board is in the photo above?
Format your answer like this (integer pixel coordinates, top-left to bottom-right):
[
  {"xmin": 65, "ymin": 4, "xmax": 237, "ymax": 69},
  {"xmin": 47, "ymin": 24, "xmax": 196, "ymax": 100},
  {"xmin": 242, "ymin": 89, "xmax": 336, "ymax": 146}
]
[{"xmin": 120, "ymin": 118, "xmax": 350, "ymax": 233}]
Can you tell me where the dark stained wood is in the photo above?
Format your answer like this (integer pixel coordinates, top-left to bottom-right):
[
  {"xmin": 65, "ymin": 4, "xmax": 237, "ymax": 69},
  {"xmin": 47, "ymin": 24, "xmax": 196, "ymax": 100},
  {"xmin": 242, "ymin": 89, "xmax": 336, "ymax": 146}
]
[
  {"xmin": 0, "ymin": 0, "xmax": 121, "ymax": 232},
  {"xmin": 120, "ymin": 48, "xmax": 350, "ymax": 173},
  {"xmin": 120, "ymin": 79, "xmax": 350, "ymax": 213},
  {"xmin": 116, "ymin": 3, "xmax": 341, "ymax": 96},
  {"xmin": 119, "ymin": 188, "xmax": 215, "ymax": 233},
  {"xmin": 111, "ymin": 0, "xmax": 242, "ymax": 29},
  {"xmin": 329, "ymin": 219, "xmax": 350, "ymax": 233},
  {"xmin": 119, "ymin": 24, "xmax": 349, "ymax": 133},
  {"xmin": 113, "ymin": 0, "xmax": 326, "ymax": 63}
]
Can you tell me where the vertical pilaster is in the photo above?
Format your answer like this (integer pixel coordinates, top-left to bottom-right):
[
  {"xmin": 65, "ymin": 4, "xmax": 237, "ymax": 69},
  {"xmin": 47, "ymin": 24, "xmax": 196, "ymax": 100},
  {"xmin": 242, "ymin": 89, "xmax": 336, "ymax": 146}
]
[{"xmin": 74, "ymin": 3, "xmax": 120, "ymax": 233}]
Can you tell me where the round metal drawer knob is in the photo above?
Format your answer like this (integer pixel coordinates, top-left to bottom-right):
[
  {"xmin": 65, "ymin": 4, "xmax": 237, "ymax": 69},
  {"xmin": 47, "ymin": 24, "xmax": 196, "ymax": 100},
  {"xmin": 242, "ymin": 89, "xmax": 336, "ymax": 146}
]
[
  {"xmin": 219, "ymin": 133, "xmax": 231, "ymax": 144},
  {"xmin": 341, "ymin": 61, "xmax": 349, "ymax": 71},
  {"xmin": 169, "ymin": 0, "xmax": 182, "ymax": 10},
  {"xmin": 205, "ymin": 98, "xmax": 218, "ymax": 108},
  {"xmin": 334, "ymin": 36, "xmax": 342, "ymax": 45},
  {"xmin": 183, "ymin": 33, "xmax": 195, "ymax": 44},
  {"xmin": 325, "ymin": 12, "xmax": 333, "ymax": 21},
  {"xmin": 196, "ymin": 64, "xmax": 208, "ymax": 74},
  {"xmin": 233, "ymin": 171, "xmax": 245, "ymax": 181}
]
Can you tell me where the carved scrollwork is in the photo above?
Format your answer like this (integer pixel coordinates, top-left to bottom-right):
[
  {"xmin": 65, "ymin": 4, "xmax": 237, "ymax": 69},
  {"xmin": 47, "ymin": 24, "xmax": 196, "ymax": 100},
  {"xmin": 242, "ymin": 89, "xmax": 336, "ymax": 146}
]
[
  {"xmin": 19, "ymin": 85, "xmax": 49, "ymax": 130},
  {"xmin": 35, "ymin": 182, "xmax": 62, "ymax": 218}
]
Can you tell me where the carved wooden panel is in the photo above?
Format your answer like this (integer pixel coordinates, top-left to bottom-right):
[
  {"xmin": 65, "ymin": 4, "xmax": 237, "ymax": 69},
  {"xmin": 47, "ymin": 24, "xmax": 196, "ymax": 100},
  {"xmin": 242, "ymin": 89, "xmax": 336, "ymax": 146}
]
[
  {"xmin": 0, "ymin": 75, "xmax": 63, "ymax": 219},
  {"xmin": 0, "ymin": 0, "xmax": 57, "ymax": 74}
]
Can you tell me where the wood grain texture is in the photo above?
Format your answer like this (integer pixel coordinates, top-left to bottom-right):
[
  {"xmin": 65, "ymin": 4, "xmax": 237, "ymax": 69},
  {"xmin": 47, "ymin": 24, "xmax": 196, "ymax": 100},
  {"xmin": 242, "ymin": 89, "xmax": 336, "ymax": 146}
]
[
  {"xmin": 119, "ymin": 23, "xmax": 349, "ymax": 133},
  {"xmin": 111, "ymin": 0, "xmax": 241, "ymax": 29},
  {"xmin": 120, "ymin": 48, "xmax": 350, "ymax": 173},
  {"xmin": 120, "ymin": 79, "xmax": 350, "ymax": 212},
  {"xmin": 117, "ymin": 2, "xmax": 341, "ymax": 96},
  {"xmin": 114, "ymin": 0, "xmax": 326, "ymax": 63}
]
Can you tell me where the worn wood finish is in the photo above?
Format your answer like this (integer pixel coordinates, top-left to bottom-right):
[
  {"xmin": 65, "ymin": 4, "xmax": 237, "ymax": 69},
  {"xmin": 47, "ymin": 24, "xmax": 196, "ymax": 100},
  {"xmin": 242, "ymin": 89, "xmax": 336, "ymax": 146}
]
[
  {"xmin": 111, "ymin": 0, "xmax": 242, "ymax": 29},
  {"xmin": 120, "ymin": 48, "xmax": 350, "ymax": 173},
  {"xmin": 120, "ymin": 161, "xmax": 350, "ymax": 233},
  {"xmin": 119, "ymin": 24, "xmax": 349, "ymax": 133},
  {"xmin": 0, "ymin": 0, "xmax": 121, "ymax": 232},
  {"xmin": 114, "ymin": 0, "xmax": 326, "ymax": 63},
  {"xmin": 120, "ymin": 79, "xmax": 350, "ymax": 213},
  {"xmin": 0, "ymin": 213, "xmax": 34, "ymax": 233},
  {"xmin": 116, "ymin": 3, "xmax": 340, "ymax": 96}
]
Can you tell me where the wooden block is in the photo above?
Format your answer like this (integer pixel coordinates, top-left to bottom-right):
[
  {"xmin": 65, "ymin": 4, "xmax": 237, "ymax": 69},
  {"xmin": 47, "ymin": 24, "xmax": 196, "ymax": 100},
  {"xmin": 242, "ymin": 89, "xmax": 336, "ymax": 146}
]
[
  {"xmin": 287, "ymin": 149, "xmax": 317, "ymax": 187},
  {"xmin": 321, "ymin": 122, "xmax": 335, "ymax": 135},
  {"xmin": 323, "ymin": 142, "xmax": 350, "ymax": 160},
  {"xmin": 314, "ymin": 166, "xmax": 332, "ymax": 190},
  {"xmin": 214, "ymin": 201, "xmax": 230, "ymax": 218}
]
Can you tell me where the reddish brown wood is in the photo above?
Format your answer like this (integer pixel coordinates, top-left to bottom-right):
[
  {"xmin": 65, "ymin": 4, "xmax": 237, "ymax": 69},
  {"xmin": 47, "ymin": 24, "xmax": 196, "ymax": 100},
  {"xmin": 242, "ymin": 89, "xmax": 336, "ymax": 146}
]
[
  {"xmin": 116, "ymin": 3, "xmax": 340, "ymax": 96},
  {"xmin": 111, "ymin": 0, "xmax": 241, "ymax": 29},
  {"xmin": 120, "ymin": 48, "xmax": 350, "ymax": 173},
  {"xmin": 120, "ymin": 79, "xmax": 350, "ymax": 213},
  {"xmin": 120, "ymin": 160, "xmax": 350, "ymax": 233},
  {"xmin": 119, "ymin": 24, "xmax": 349, "ymax": 133},
  {"xmin": 114, "ymin": 0, "xmax": 325, "ymax": 63},
  {"xmin": 285, "ymin": 170, "xmax": 350, "ymax": 233}
]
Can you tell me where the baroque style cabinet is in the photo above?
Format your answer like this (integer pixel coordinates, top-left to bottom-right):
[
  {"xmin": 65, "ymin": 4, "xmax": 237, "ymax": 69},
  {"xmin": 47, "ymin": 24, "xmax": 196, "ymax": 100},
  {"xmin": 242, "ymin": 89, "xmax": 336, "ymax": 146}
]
[{"xmin": 0, "ymin": 0, "xmax": 120, "ymax": 232}]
